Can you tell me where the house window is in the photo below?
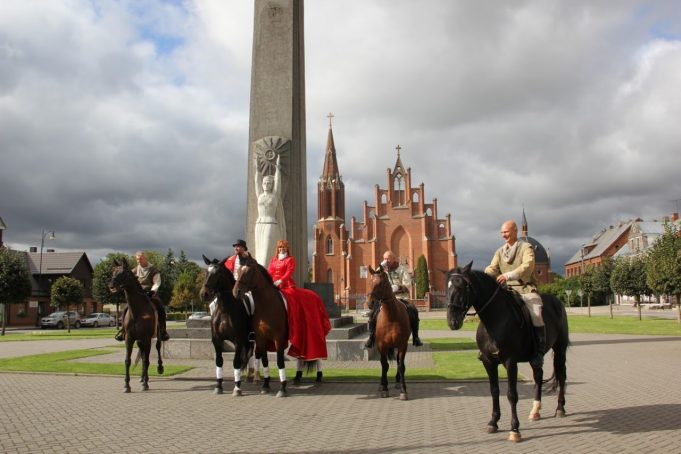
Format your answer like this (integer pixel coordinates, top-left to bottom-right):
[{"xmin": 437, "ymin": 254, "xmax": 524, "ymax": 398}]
[{"xmin": 326, "ymin": 236, "xmax": 333, "ymax": 254}]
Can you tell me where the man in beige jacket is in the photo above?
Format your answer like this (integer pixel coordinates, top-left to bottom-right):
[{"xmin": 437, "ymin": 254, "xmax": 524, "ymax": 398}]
[{"xmin": 485, "ymin": 220, "xmax": 544, "ymax": 366}]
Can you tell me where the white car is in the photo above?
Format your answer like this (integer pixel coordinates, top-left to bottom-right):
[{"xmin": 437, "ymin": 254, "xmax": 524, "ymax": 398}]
[
  {"xmin": 188, "ymin": 311, "xmax": 211, "ymax": 320},
  {"xmin": 41, "ymin": 311, "xmax": 81, "ymax": 329},
  {"xmin": 80, "ymin": 312, "xmax": 115, "ymax": 328}
]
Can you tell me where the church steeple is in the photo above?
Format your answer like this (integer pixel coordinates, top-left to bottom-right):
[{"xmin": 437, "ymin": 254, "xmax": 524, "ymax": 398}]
[
  {"xmin": 317, "ymin": 113, "xmax": 345, "ymax": 221},
  {"xmin": 521, "ymin": 206, "xmax": 529, "ymax": 238}
]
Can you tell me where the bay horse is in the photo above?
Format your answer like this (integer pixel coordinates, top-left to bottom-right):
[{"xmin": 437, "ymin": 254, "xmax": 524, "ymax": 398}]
[
  {"xmin": 368, "ymin": 265, "xmax": 410, "ymax": 400},
  {"xmin": 200, "ymin": 256, "xmax": 259, "ymax": 396},
  {"xmin": 109, "ymin": 258, "xmax": 164, "ymax": 392},
  {"xmin": 233, "ymin": 256, "xmax": 290, "ymax": 397},
  {"xmin": 446, "ymin": 262, "xmax": 569, "ymax": 442}
]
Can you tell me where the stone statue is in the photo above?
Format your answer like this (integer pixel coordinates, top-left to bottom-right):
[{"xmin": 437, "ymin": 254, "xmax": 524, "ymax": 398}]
[{"xmin": 254, "ymin": 152, "xmax": 286, "ymax": 265}]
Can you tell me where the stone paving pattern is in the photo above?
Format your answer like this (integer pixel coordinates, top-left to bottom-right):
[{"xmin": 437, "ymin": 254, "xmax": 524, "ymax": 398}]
[{"xmin": 1, "ymin": 311, "xmax": 681, "ymax": 453}]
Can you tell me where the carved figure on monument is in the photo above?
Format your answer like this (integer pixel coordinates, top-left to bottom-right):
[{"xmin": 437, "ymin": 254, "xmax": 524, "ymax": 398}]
[{"xmin": 254, "ymin": 137, "xmax": 289, "ymax": 265}]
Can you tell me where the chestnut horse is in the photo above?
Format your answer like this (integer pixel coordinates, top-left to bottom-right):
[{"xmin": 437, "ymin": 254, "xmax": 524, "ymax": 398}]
[
  {"xmin": 446, "ymin": 262, "xmax": 569, "ymax": 442},
  {"xmin": 200, "ymin": 256, "xmax": 257, "ymax": 396},
  {"xmin": 109, "ymin": 258, "xmax": 164, "ymax": 392},
  {"xmin": 233, "ymin": 257, "xmax": 290, "ymax": 397},
  {"xmin": 369, "ymin": 265, "xmax": 410, "ymax": 400}
]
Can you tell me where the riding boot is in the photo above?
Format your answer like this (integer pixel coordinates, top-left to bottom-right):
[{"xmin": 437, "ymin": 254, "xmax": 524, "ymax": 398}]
[
  {"xmin": 364, "ymin": 305, "xmax": 379, "ymax": 348},
  {"xmin": 293, "ymin": 370, "xmax": 303, "ymax": 385},
  {"xmin": 151, "ymin": 298, "xmax": 170, "ymax": 341},
  {"xmin": 530, "ymin": 326, "xmax": 546, "ymax": 368},
  {"xmin": 114, "ymin": 307, "xmax": 127, "ymax": 341}
]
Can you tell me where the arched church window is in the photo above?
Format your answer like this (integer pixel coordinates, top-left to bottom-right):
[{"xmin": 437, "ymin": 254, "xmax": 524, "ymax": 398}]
[
  {"xmin": 326, "ymin": 269, "xmax": 333, "ymax": 284},
  {"xmin": 326, "ymin": 236, "xmax": 333, "ymax": 254},
  {"xmin": 412, "ymin": 192, "xmax": 419, "ymax": 204}
]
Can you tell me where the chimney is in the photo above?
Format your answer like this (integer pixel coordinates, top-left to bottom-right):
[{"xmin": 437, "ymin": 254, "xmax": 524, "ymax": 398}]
[
  {"xmin": 29, "ymin": 247, "xmax": 38, "ymax": 253},
  {"xmin": 672, "ymin": 213, "xmax": 679, "ymax": 222}
]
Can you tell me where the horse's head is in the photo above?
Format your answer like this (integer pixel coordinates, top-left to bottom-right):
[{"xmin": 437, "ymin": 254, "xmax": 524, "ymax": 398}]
[
  {"xmin": 233, "ymin": 256, "xmax": 259, "ymax": 300},
  {"xmin": 109, "ymin": 257, "xmax": 134, "ymax": 293},
  {"xmin": 445, "ymin": 261, "xmax": 474, "ymax": 330},
  {"xmin": 368, "ymin": 265, "xmax": 393, "ymax": 303},
  {"xmin": 200, "ymin": 255, "xmax": 234, "ymax": 302}
]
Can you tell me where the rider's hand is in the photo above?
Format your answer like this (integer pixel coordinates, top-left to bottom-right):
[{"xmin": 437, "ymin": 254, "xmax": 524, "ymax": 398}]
[
  {"xmin": 274, "ymin": 280, "xmax": 282, "ymax": 287},
  {"xmin": 496, "ymin": 274, "xmax": 507, "ymax": 285},
  {"xmin": 391, "ymin": 284, "xmax": 399, "ymax": 293}
]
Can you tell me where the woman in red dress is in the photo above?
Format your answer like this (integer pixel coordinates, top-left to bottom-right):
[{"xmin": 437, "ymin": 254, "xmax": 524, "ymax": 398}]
[{"xmin": 268, "ymin": 240, "xmax": 331, "ymax": 383}]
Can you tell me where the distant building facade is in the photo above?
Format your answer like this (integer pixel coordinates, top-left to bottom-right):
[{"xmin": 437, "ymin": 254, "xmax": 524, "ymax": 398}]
[{"xmin": 311, "ymin": 124, "xmax": 457, "ymax": 308}]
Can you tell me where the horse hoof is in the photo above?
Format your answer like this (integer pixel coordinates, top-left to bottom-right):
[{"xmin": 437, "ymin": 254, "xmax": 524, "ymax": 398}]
[
  {"xmin": 157, "ymin": 366, "xmax": 164, "ymax": 375},
  {"xmin": 508, "ymin": 431, "xmax": 522, "ymax": 442},
  {"xmin": 232, "ymin": 388, "xmax": 242, "ymax": 397},
  {"xmin": 399, "ymin": 393, "xmax": 408, "ymax": 401},
  {"xmin": 214, "ymin": 388, "xmax": 223, "ymax": 395},
  {"xmin": 276, "ymin": 390, "xmax": 288, "ymax": 398},
  {"xmin": 529, "ymin": 412, "xmax": 541, "ymax": 421},
  {"xmin": 555, "ymin": 409, "xmax": 566, "ymax": 418},
  {"xmin": 124, "ymin": 387, "xmax": 131, "ymax": 394},
  {"xmin": 486, "ymin": 425, "xmax": 498, "ymax": 434},
  {"xmin": 142, "ymin": 385, "xmax": 149, "ymax": 391},
  {"xmin": 380, "ymin": 391, "xmax": 389, "ymax": 398}
]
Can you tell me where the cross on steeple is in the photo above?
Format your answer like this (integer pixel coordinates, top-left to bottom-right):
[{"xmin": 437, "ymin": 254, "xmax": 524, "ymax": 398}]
[
  {"xmin": 395, "ymin": 144, "xmax": 401, "ymax": 158},
  {"xmin": 327, "ymin": 112, "xmax": 334, "ymax": 128}
]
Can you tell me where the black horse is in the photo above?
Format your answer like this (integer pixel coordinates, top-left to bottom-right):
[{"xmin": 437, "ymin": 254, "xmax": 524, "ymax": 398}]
[
  {"xmin": 200, "ymin": 256, "xmax": 262, "ymax": 396},
  {"xmin": 446, "ymin": 262, "xmax": 569, "ymax": 442}
]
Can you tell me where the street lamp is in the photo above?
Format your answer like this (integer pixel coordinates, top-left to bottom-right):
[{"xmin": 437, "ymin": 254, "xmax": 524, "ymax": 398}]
[
  {"xmin": 580, "ymin": 244, "xmax": 586, "ymax": 275},
  {"xmin": 37, "ymin": 229, "xmax": 55, "ymax": 326}
]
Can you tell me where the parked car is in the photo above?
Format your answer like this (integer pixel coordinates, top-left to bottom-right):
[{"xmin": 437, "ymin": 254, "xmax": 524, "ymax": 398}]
[
  {"xmin": 80, "ymin": 312, "xmax": 115, "ymax": 328},
  {"xmin": 188, "ymin": 311, "xmax": 210, "ymax": 320},
  {"xmin": 40, "ymin": 311, "xmax": 81, "ymax": 329}
]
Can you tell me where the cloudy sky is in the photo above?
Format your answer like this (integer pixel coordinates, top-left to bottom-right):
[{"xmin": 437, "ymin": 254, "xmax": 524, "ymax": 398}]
[{"xmin": 1, "ymin": 0, "xmax": 680, "ymax": 274}]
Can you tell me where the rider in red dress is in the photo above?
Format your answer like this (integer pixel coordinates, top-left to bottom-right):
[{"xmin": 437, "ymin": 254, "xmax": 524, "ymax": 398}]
[{"xmin": 267, "ymin": 240, "xmax": 331, "ymax": 383}]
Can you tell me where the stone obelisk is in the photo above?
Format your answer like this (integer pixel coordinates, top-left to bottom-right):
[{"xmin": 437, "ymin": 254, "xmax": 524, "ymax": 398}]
[{"xmin": 246, "ymin": 0, "xmax": 307, "ymax": 286}]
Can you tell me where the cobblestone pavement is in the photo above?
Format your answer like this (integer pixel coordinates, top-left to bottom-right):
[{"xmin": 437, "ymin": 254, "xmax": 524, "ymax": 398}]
[{"xmin": 1, "ymin": 329, "xmax": 680, "ymax": 453}]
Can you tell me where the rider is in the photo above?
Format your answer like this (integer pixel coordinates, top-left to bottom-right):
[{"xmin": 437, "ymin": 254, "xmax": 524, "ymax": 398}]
[
  {"xmin": 364, "ymin": 250, "xmax": 423, "ymax": 348},
  {"xmin": 115, "ymin": 251, "xmax": 170, "ymax": 342},
  {"xmin": 484, "ymin": 220, "xmax": 544, "ymax": 366},
  {"xmin": 223, "ymin": 239, "xmax": 255, "ymax": 342}
]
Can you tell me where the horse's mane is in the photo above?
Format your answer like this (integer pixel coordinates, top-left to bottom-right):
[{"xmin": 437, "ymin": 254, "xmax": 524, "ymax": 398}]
[{"xmin": 218, "ymin": 257, "xmax": 236, "ymax": 286}]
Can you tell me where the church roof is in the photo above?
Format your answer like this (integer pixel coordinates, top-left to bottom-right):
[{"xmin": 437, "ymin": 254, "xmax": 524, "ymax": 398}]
[
  {"xmin": 521, "ymin": 235, "xmax": 549, "ymax": 263},
  {"xmin": 321, "ymin": 125, "xmax": 342, "ymax": 183}
]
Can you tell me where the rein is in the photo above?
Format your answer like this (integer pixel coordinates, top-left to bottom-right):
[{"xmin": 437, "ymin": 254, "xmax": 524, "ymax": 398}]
[{"xmin": 448, "ymin": 273, "xmax": 502, "ymax": 317}]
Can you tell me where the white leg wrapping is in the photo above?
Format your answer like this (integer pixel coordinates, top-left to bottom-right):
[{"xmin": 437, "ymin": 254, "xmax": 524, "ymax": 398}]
[
  {"xmin": 234, "ymin": 368, "xmax": 242, "ymax": 384},
  {"xmin": 216, "ymin": 366, "xmax": 224, "ymax": 379},
  {"xmin": 317, "ymin": 359, "xmax": 323, "ymax": 372},
  {"xmin": 263, "ymin": 366, "xmax": 270, "ymax": 378},
  {"xmin": 279, "ymin": 368, "xmax": 287, "ymax": 382}
]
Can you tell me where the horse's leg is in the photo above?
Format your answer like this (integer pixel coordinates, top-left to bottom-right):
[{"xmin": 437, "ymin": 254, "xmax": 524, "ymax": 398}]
[
  {"xmin": 553, "ymin": 344, "xmax": 568, "ymax": 417},
  {"xmin": 482, "ymin": 358, "xmax": 500, "ymax": 433},
  {"xmin": 394, "ymin": 350, "xmax": 401, "ymax": 390},
  {"xmin": 212, "ymin": 338, "xmax": 225, "ymax": 395},
  {"xmin": 505, "ymin": 361, "xmax": 521, "ymax": 442},
  {"xmin": 155, "ymin": 337, "xmax": 164, "ymax": 375},
  {"xmin": 528, "ymin": 361, "xmax": 544, "ymax": 421},
  {"xmin": 275, "ymin": 347, "xmax": 288, "ymax": 398},
  {"xmin": 315, "ymin": 359, "xmax": 323, "ymax": 384},
  {"xmin": 140, "ymin": 339, "xmax": 151, "ymax": 391},
  {"xmin": 293, "ymin": 358, "xmax": 304, "ymax": 385},
  {"xmin": 397, "ymin": 348, "xmax": 408, "ymax": 401},
  {"xmin": 232, "ymin": 343, "xmax": 245, "ymax": 397},
  {"xmin": 258, "ymin": 349, "xmax": 271, "ymax": 394},
  {"xmin": 246, "ymin": 355, "xmax": 256, "ymax": 383},
  {"xmin": 379, "ymin": 353, "xmax": 389, "ymax": 398},
  {"xmin": 124, "ymin": 339, "xmax": 133, "ymax": 393}
]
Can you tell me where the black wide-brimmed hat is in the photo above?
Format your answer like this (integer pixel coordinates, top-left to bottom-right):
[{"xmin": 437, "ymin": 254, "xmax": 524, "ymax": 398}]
[{"xmin": 232, "ymin": 239, "xmax": 248, "ymax": 250}]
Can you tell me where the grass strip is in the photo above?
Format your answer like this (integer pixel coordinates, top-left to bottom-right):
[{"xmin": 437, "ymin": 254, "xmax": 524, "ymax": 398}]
[{"xmin": 0, "ymin": 349, "xmax": 192, "ymax": 376}]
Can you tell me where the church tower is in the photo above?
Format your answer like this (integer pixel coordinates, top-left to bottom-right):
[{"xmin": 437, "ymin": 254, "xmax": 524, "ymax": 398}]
[{"xmin": 312, "ymin": 114, "xmax": 346, "ymax": 291}]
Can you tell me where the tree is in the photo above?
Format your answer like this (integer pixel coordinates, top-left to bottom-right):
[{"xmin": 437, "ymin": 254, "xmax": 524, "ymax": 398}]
[
  {"xmin": 645, "ymin": 223, "xmax": 681, "ymax": 323},
  {"xmin": 50, "ymin": 276, "xmax": 84, "ymax": 332},
  {"xmin": 0, "ymin": 248, "xmax": 32, "ymax": 336},
  {"xmin": 414, "ymin": 255, "xmax": 429, "ymax": 299},
  {"xmin": 611, "ymin": 256, "xmax": 651, "ymax": 320},
  {"xmin": 170, "ymin": 267, "xmax": 204, "ymax": 313}
]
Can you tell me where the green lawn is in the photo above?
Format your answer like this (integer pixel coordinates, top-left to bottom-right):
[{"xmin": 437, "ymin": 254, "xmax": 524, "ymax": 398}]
[
  {"xmin": 0, "ymin": 349, "xmax": 192, "ymax": 376},
  {"xmin": 0, "ymin": 328, "xmax": 118, "ymax": 341}
]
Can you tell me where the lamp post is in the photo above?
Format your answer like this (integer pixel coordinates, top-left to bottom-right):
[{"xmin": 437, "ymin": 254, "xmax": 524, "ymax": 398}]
[
  {"xmin": 580, "ymin": 244, "xmax": 586, "ymax": 275},
  {"xmin": 37, "ymin": 229, "xmax": 56, "ymax": 326}
]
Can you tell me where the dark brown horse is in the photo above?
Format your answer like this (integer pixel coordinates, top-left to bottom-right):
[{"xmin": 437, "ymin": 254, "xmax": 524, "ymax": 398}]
[
  {"xmin": 109, "ymin": 258, "xmax": 164, "ymax": 392},
  {"xmin": 233, "ymin": 257, "xmax": 290, "ymax": 397},
  {"xmin": 368, "ymin": 265, "xmax": 410, "ymax": 400},
  {"xmin": 200, "ymin": 255, "xmax": 257, "ymax": 396},
  {"xmin": 446, "ymin": 262, "xmax": 569, "ymax": 442}
]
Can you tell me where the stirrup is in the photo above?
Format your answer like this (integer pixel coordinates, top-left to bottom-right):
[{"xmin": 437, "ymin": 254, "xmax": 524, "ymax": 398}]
[
  {"xmin": 115, "ymin": 331, "xmax": 125, "ymax": 342},
  {"xmin": 364, "ymin": 337, "xmax": 374, "ymax": 349},
  {"xmin": 248, "ymin": 332, "xmax": 256, "ymax": 343}
]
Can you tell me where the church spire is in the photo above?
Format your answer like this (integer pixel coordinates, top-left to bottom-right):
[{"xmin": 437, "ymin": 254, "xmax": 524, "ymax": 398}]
[
  {"xmin": 318, "ymin": 113, "xmax": 344, "ymax": 221},
  {"xmin": 521, "ymin": 205, "xmax": 529, "ymax": 238},
  {"xmin": 321, "ymin": 113, "xmax": 341, "ymax": 182}
]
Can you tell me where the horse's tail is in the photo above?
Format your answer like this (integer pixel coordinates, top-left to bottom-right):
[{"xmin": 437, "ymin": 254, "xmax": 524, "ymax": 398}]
[
  {"xmin": 385, "ymin": 348, "xmax": 396, "ymax": 362},
  {"xmin": 304, "ymin": 360, "xmax": 317, "ymax": 374},
  {"xmin": 133, "ymin": 349, "xmax": 141, "ymax": 369}
]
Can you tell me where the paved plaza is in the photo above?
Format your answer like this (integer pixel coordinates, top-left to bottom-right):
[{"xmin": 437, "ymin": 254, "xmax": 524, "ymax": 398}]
[{"xmin": 1, "ymin": 321, "xmax": 680, "ymax": 453}]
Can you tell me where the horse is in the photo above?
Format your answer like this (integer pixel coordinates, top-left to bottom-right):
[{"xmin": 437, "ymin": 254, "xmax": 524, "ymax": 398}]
[
  {"xmin": 233, "ymin": 256, "xmax": 290, "ymax": 397},
  {"xmin": 109, "ymin": 258, "xmax": 164, "ymax": 392},
  {"xmin": 445, "ymin": 261, "xmax": 569, "ymax": 442},
  {"xmin": 200, "ymin": 255, "xmax": 260, "ymax": 396},
  {"xmin": 368, "ymin": 265, "xmax": 411, "ymax": 400}
]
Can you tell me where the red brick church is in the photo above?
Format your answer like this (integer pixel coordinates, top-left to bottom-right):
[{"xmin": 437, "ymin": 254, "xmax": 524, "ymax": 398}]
[{"xmin": 311, "ymin": 123, "xmax": 457, "ymax": 308}]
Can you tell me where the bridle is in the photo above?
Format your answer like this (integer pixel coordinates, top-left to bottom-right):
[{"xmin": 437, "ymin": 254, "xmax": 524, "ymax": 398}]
[{"xmin": 447, "ymin": 272, "xmax": 502, "ymax": 318}]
